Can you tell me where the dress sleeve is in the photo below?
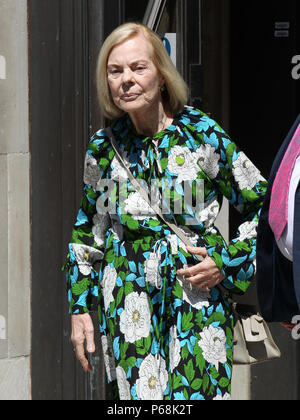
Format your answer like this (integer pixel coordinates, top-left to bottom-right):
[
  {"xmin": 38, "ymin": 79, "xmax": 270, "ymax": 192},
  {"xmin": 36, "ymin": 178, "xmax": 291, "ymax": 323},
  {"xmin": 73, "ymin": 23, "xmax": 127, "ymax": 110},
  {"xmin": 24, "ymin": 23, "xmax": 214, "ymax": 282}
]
[
  {"xmin": 63, "ymin": 132, "xmax": 111, "ymax": 314},
  {"xmin": 199, "ymin": 116, "xmax": 268, "ymax": 295}
]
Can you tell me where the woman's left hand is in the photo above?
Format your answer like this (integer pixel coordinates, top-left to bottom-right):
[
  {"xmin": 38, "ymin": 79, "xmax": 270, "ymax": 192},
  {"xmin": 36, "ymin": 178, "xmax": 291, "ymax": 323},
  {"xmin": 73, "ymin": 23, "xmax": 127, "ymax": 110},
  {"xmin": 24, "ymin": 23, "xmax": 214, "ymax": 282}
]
[{"xmin": 176, "ymin": 246, "xmax": 225, "ymax": 291}]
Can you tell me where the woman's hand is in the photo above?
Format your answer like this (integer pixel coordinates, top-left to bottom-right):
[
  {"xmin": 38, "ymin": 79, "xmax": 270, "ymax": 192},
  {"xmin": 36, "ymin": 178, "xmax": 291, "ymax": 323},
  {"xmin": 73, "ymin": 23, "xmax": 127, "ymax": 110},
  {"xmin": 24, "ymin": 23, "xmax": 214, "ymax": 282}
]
[
  {"xmin": 177, "ymin": 246, "xmax": 225, "ymax": 291},
  {"xmin": 71, "ymin": 313, "xmax": 96, "ymax": 372}
]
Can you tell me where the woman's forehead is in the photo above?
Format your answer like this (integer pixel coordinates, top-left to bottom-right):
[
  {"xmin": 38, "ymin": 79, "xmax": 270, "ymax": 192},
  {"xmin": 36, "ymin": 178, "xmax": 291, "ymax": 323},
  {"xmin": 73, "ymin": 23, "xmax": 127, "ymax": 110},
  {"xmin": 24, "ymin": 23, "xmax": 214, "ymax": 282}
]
[{"xmin": 108, "ymin": 34, "xmax": 154, "ymax": 64}]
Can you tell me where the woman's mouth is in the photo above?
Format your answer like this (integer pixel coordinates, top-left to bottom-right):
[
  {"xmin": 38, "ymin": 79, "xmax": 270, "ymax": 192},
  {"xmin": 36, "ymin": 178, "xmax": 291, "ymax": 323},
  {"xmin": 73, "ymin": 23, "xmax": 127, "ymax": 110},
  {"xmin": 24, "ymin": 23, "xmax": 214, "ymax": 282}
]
[{"xmin": 121, "ymin": 93, "xmax": 139, "ymax": 100}]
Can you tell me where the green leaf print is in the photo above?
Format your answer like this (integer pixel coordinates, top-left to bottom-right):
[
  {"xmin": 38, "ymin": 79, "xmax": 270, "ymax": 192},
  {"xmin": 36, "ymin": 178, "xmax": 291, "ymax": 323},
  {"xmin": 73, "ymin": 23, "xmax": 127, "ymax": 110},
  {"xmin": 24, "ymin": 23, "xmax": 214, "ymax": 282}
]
[
  {"xmin": 209, "ymin": 366, "xmax": 220, "ymax": 380},
  {"xmin": 172, "ymin": 280, "xmax": 183, "ymax": 299},
  {"xmin": 173, "ymin": 374, "xmax": 183, "ymax": 391},
  {"xmin": 241, "ymin": 189, "xmax": 259, "ymax": 203},
  {"xmin": 205, "ymin": 312, "xmax": 226, "ymax": 326},
  {"xmin": 105, "ymin": 249, "xmax": 115, "ymax": 263},
  {"xmin": 99, "ymin": 157, "xmax": 110, "ymax": 170},
  {"xmin": 72, "ymin": 278, "xmax": 90, "ymax": 296},
  {"xmin": 182, "ymin": 312, "xmax": 194, "ymax": 331},
  {"xmin": 124, "ymin": 282, "xmax": 134, "ymax": 295},
  {"xmin": 229, "ymin": 245, "xmax": 238, "ymax": 257},
  {"xmin": 191, "ymin": 378, "xmax": 202, "ymax": 391},
  {"xmin": 121, "ymin": 214, "xmax": 139, "ymax": 230},
  {"xmin": 160, "ymin": 157, "xmax": 169, "ymax": 171},
  {"xmin": 144, "ymin": 334, "xmax": 151, "ymax": 352},
  {"xmin": 194, "ymin": 342, "xmax": 205, "ymax": 375},
  {"xmin": 116, "ymin": 287, "xmax": 124, "ymax": 306},
  {"xmin": 218, "ymin": 180, "xmax": 232, "ymax": 198},
  {"xmin": 212, "ymin": 252, "xmax": 223, "ymax": 270},
  {"xmin": 181, "ymin": 344, "xmax": 189, "ymax": 360},
  {"xmin": 235, "ymin": 241, "xmax": 251, "ymax": 252},
  {"xmin": 218, "ymin": 377, "xmax": 230, "ymax": 388},
  {"xmin": 202, "ymin": 374, "xmax": 210, "ymax": 392},
  {"xmin": 184, "ymin": 360, "xmax": 195, "ymax": 383},
  {"xmin": 225, "ymin": 142, "xmax": 237, "ymax": 168},
  {"xmin": 120, "ymin": 342, "xmax": 129, "ymax": 360},
  {"xmin": 195, "ymin": 312, "xmax": 203, "ymax": 328}
]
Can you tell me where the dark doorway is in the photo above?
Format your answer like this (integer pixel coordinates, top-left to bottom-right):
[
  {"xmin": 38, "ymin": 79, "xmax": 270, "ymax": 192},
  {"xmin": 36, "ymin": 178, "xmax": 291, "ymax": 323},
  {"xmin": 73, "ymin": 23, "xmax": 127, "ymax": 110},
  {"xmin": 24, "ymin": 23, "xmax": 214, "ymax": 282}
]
[{"xmin": 229, "ymin": 0, "xmax": 300, "ymax": 400}]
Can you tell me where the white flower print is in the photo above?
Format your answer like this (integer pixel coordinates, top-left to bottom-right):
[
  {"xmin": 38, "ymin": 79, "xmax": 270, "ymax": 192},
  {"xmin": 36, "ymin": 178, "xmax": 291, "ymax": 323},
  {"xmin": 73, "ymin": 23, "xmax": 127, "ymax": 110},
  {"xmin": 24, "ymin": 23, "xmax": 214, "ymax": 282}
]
[
  {"xmin": 169, "ymin": 326, "xmax": 181, "ymax": 373},
  {"xmin": 177, "ymin": 275, "xmax": 210, "ymax": 311},
  {"xmin": 135, "ymin": 354, "xmax": 168, "ymax": 400},
  {"xmin": 124, "ymin": 191, "xmax": 157, "ymax": 220},
  {"xmin": 232, "ymin": 152, "xmax": 265, "ymax": 191},
  {"xmin": 120, "ymin": 292, "xmax": 151, "ymax": 343},
  {"xmin": 193, "ymin": 144, "xmax": 220, "ymax": 179},
  {"xmin": 92, "ymin": 213, "xmax": 110, "ymax": 247},
  {"xmin": 144, "ymin": 251, "xmax": 161, "ymax": 289},
  {"xmin": 71, "ymin": 243, "xmax": 103, "ymax": 276},
  {"xmin": 83, "ymin": 153, "xmax": 101, "ymax": 190},
  {"xmin": 213, "ymin": 392, "xmax": 232, "ymax": 400},
  {"xmin": 237, "ymin": 221, "xmax": 258, "ymax": 242},
  {"xmin": 116, "ymin": 366, "xmax": 131, "ymax": 400},
  {"xmin": 167, "ymin": 146, "xmax": 199, "ymax": 183},
  {"xmin": 198, "ymin": 198, "xmax": 220, "ymax": 229},
  {"xmin": 198, "ymin": 325, "xmax": 227, "ymax": 371},
  {"xmin": 102, "ymin": 265, "xmax": 117, "ymax": 313},
  {"xmin": 101, "ymin": 335, "xmax": 116, "ymax": 382},
  {"xmin": 111, "ymin": 149, "xmax": 131, "ymax": 181},
  {"xmin": 140, "ymin": 149, "xmax": 150, "ymax": 171},
  {"xmin": 167, "ymin": 228, "xmax": 199, "ymax": 254}
]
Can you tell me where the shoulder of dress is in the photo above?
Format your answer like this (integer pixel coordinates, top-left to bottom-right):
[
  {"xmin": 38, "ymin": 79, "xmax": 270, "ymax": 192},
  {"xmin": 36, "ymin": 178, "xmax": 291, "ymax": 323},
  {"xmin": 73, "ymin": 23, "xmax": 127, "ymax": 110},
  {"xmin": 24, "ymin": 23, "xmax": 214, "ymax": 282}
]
[
  {"xmin": 83, "ymin": 128, "xmax": 110, "ymax": 160},
  {"xmin": 181, "ymin": 106, "xmax": 227, "ymax": 137}
]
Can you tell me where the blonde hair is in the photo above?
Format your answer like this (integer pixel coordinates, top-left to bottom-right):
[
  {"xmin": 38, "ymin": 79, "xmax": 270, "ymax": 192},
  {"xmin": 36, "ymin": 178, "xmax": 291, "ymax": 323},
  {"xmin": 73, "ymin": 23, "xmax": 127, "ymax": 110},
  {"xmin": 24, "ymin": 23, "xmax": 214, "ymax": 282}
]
[{"xmin": 96, "ymin": 22, "xmax": 189, "ymax": 119}]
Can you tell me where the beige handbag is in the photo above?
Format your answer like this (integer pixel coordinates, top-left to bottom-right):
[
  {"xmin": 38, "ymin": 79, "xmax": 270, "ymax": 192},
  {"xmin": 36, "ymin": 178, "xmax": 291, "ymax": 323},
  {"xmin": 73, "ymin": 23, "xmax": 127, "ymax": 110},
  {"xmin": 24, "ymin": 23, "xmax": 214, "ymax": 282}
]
[
  {"xmin": 231, "ymin": 302, "xmax": 281, "ymax": 365},
  {"xmin": 107, "ymin": 127, "xmax": 281, "ymax": 365}
]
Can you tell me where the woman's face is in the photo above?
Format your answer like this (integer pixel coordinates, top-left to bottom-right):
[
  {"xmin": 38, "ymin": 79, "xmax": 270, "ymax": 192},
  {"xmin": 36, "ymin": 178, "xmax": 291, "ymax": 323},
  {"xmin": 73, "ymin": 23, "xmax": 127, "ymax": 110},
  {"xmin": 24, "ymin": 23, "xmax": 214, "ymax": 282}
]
[{"xmin": 107, "ymin": 33, "xmax": 164, "ymax": 116}]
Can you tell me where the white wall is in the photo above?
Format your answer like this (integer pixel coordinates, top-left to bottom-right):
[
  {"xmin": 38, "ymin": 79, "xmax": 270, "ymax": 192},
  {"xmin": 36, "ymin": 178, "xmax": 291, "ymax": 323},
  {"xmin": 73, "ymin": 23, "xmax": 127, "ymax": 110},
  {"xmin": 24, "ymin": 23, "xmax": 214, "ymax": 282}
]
[{"xmin": 0, "ymin": 0, "xmax": 31, "ymax": 400}]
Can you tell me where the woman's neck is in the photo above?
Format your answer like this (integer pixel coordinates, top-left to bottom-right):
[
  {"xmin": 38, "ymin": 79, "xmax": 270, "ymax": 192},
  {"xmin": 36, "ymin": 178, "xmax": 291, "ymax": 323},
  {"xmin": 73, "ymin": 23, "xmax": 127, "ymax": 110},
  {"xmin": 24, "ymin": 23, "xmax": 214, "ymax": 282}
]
[{"xmin": 129, "ymin": 103, "xmax": 173, "ymax": 137}]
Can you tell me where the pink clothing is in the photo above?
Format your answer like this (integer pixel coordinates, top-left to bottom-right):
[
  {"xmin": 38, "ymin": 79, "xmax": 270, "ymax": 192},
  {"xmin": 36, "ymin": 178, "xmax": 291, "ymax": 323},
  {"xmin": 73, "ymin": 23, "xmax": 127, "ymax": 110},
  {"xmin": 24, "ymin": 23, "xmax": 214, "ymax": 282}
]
[{"xmin": 269, "ymin": 124, "xmax": 300, "ymax": 241}]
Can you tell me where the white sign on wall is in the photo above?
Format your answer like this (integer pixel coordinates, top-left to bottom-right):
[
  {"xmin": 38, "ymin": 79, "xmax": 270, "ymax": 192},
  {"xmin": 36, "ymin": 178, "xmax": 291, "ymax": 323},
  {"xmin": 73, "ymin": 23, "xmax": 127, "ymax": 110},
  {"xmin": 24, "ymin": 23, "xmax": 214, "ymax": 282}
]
[
  {"xmin": 0, "ymin": 315, "xmax": 6, "ymax": 340},
  {"xmin": 162, "ymin": 33, "xmax": 176, "ymax": 67},
  {"xmin": 0, "ymin": 55, "xmax": 6, "ymax": 80}
]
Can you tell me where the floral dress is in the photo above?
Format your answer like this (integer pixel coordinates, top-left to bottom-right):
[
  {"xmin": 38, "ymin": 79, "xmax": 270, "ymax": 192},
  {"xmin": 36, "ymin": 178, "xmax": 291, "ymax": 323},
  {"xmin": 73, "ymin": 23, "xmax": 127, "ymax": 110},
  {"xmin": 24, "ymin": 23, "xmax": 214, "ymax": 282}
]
[{"xmin": 64, "ymin": 107, "xmax": 267, "ymax": 400}]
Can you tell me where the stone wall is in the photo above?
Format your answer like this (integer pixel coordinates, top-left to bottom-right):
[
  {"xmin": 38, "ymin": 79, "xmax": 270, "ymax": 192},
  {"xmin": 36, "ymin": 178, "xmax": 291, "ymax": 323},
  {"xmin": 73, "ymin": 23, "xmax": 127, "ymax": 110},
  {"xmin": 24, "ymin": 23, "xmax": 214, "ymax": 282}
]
[{"xmin": 0, "ymin": 0, "xmax": 31, "ymax": 400}]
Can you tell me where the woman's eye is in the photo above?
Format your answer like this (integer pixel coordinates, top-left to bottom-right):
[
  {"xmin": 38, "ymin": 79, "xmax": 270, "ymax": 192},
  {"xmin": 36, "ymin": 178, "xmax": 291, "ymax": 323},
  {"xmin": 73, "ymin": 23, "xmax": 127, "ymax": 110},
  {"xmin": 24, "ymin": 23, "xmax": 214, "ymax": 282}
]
[
  {"xmin": 135, "ymin": 66, "xmax": 146, "ymax": 72},
  {"xmin": 108, "ymin": 68, "xmax": 121, "ymax": 76}
]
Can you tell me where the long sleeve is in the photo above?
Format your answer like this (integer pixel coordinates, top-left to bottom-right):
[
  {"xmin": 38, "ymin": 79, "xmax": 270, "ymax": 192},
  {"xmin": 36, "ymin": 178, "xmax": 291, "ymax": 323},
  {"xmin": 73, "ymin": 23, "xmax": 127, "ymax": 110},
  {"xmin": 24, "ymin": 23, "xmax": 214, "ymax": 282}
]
[
  {"xmin": 64, "ymin": 132, "xmax": 111, "ymax": 314},
  {"xmin": 200, "ymin": 118, "xmax": 267, "ymax": 295},
  {"xmin": 181, "ymin": 111, "xmax": 267, "ymax": 295}
]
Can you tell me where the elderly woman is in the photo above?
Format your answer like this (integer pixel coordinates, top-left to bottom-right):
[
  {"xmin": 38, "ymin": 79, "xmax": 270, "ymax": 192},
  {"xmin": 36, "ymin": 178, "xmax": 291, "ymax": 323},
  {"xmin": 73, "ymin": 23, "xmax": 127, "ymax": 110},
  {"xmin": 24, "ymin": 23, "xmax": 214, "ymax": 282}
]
[{"xmin": 64, "ymin": 23, "xmax": 267, "ymax": 400}]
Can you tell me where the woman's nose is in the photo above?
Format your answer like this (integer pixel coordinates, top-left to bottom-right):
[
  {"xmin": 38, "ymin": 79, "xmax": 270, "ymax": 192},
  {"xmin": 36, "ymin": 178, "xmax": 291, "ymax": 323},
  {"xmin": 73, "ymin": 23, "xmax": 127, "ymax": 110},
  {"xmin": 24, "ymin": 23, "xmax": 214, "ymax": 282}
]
[{"xmin": 122, "ymin": 68, "xmax": 135, "ymax": 84}]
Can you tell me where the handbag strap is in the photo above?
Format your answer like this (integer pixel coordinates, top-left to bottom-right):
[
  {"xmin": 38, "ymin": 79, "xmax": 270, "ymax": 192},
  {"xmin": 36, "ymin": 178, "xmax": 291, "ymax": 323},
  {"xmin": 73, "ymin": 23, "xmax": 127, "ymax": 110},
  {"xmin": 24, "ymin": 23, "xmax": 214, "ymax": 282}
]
[{"xmin": 106, "ymin": 126, "xmax": 202, "ymax": 254}]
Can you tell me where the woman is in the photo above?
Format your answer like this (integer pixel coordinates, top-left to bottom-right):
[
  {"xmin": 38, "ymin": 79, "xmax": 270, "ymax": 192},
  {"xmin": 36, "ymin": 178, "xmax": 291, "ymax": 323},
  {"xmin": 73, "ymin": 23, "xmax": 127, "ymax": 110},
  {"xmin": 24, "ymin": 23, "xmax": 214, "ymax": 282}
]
[{"xmin": 64, "ymin": 23, "xmax": 267, "ymax": 400}]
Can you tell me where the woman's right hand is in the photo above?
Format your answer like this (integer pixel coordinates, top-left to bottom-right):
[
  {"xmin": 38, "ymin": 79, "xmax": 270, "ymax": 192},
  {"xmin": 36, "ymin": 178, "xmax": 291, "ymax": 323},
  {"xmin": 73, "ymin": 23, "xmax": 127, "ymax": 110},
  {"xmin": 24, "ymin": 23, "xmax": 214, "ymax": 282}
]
[{"xmin": 71, "ymin": 313, "xmax": 96, "ymax": 372}]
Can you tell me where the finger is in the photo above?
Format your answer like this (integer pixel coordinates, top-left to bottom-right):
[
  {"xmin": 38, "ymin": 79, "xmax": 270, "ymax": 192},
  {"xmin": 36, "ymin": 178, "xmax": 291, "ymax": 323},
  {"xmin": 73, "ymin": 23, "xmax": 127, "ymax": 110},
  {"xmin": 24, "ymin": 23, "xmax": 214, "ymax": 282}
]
[
  {"xmin": 177, "ymin": 261, "xmax": 204, "ymax": 278},
  {"xmin": 75, "ymin": 343, "xmax": 92, "ymax": 372},
  {"xmin": 85, "ymin": 328, "xmax": 96, "ymax": 354},
  {"xmin": 83, "ymin": 316, "xmax": 96, "ymax": 354},
  {"xmin": 186, "ymin": 276, "xmax": 211, "ymax": 291},
  {"xmin": 185, "ymin": 276, "xmax": 210, "ymax": 291},
  {"xmin": 186, "ymin": 246, "xmax": 208, "ymax": 255}
]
